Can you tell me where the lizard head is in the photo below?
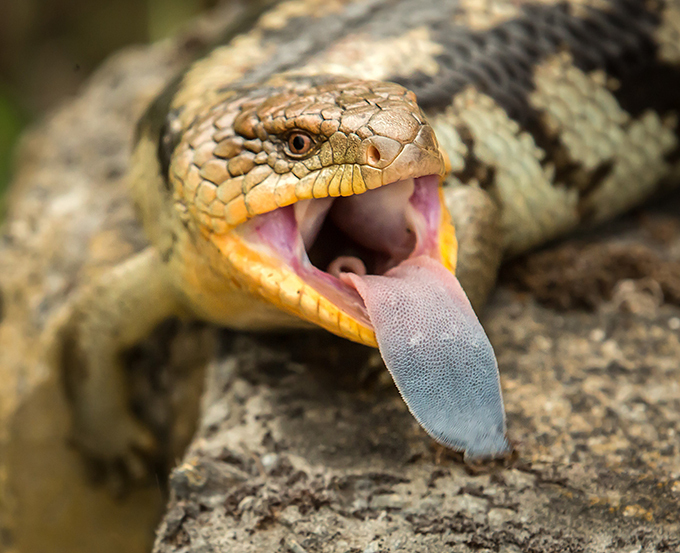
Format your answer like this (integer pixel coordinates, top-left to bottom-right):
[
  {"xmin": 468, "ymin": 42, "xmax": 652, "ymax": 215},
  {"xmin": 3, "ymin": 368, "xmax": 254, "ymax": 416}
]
[{"xmin": 168, "ymin": 75, "xmax": 510, "ymax": 459}]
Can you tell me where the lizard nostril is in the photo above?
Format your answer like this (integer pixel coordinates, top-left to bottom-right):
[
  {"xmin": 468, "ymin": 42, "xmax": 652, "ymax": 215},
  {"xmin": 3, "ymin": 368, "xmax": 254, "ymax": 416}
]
[
  {"xmin": 363, "ymin": 136, "xmax": 402, "ymax": 169},
  {"xmin": 366, "ymin": 144, "xmax": 381, "ymax": 166}
]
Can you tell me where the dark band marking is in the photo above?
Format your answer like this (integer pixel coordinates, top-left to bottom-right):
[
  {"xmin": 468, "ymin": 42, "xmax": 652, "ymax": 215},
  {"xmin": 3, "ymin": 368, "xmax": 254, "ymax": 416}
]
[
  {"xmin": 138, "ymin": 2, "xmax": 275, "ymax": 188},
  {"xmin": 455, "ymin": 125, "xmax": 497, "ymax": 189},
  {"xmin": 615, "ymin": 63, "xmax": 680, "ymax": 119},
  {"xmin": 134, "ymin": 74, "xmax": 184, "ymax": 192},
  {"xmin": 393, "ymin": 1, "xmax": 678, "ymax": 208},
  {"xmin": 396, "ymin": 1, "xmax": 663, "ymax": 122},
  {"xmin": 240, "ymin": 2, "xmax": 388, "ymax": 87},
  {"xmin": 158, "ymin": 110, "xmax": 183, "ymax": 191},
  {"xmin": 161, "ymin": 231, "xmax": 178, "ymax": 263}
]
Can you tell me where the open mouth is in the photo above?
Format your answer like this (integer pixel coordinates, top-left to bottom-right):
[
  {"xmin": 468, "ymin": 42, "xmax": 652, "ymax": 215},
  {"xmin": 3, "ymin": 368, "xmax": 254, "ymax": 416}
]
[
  {"xmin": 233, "ymin": 174, "xmax": 445, "ymax": 328},
  {"xmin": 228, "ymin": 172, "xmax": 509, "ymax": 459}
]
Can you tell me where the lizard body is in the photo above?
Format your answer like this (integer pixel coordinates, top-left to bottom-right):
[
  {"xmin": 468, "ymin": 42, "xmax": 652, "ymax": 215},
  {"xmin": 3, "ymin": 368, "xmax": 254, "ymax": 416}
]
[{"xmin": 46, "ymin": 0, "xmax": 680, "ymax": 480}]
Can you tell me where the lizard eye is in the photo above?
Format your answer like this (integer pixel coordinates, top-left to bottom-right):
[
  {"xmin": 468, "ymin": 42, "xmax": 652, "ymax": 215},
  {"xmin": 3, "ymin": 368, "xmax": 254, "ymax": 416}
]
[{"xmin": 286, "ymin": 132, "xmax": 314, "ymax": 157}]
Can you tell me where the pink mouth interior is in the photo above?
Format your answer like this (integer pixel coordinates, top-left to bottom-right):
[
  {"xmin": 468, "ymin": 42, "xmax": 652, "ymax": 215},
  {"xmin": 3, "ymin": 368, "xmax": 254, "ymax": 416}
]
[{"xmin": 236, "ymin": 174, "xmax": 443, "ymax": 326}]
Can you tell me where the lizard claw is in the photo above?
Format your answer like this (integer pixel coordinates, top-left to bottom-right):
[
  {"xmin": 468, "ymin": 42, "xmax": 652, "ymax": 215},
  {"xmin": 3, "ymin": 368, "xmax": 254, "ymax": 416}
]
[{"xmin": 70, "ymin": 413, "xmax": 159, "ymax": 492}]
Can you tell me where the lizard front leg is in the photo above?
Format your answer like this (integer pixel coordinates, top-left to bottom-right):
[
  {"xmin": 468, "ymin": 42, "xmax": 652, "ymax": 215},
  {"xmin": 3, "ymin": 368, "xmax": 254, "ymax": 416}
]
[
  {"xmin": 48, "ymin": 247, "xmax": 183, "ymax": 483},
  {"xmin": 443, "ymin": 183, "xmax": 504, "ymax": 312}
]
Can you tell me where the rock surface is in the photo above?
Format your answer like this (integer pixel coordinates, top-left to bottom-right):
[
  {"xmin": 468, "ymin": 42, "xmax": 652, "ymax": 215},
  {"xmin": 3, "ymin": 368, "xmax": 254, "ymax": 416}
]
[{"xmin": 0, "ymin": 3, "xmax": 678, "ymax": 553}]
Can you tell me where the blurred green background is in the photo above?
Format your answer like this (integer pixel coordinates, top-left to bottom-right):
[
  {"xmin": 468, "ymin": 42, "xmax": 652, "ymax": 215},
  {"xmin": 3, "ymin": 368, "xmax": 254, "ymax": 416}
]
[{"xmin": 0, "ymin": 0, "xmax": 226, "ymax": 218}]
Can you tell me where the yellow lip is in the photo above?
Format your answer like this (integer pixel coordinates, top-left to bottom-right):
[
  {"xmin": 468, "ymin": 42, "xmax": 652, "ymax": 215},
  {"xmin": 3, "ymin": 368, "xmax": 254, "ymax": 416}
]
[{"xmin": 212, "ymin": 230, "xmax": 379, "ymax": 345}]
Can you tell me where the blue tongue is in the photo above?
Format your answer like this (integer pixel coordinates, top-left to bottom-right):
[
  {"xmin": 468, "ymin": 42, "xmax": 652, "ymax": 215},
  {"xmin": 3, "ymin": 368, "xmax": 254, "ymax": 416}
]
[{"xmin": 344, "ymin": 256, "xmax": 510, "ymax": 459}]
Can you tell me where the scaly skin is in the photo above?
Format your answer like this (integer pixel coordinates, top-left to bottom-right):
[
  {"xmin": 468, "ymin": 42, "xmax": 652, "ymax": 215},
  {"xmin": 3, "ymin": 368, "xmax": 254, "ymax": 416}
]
[{"xmin": 49, "ymin": 0, "xmax": 680, "ymax": 481}]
